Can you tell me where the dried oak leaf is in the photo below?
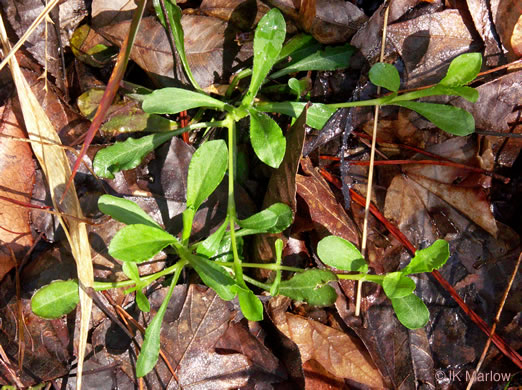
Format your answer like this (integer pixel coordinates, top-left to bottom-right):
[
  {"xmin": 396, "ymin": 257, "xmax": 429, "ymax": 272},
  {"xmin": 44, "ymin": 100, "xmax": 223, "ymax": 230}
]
[
  {"xmin": 0, "ymin": 102, "xmax": 34, "ymax": 281},
  {"xmin": 268, "ymin": 296, "xmax": 385, "ymax": 387},
  {"xmin": 98, "ymin": 15, "xmax": 253, "ymax": 89},
  {"xmin": 296, "ymin": 157, "xmax": 359, "ymax": 245},
  {"xmin": 492, "ymin": 0, "xmax": 522, "ymax": 60}
]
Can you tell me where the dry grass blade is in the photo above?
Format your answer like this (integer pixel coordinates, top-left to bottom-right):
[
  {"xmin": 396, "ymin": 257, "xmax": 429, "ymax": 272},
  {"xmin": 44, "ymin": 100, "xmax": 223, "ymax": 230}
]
[{"xmin": 0, "ymin": 14, "xmax": 93, "ymax": 390}]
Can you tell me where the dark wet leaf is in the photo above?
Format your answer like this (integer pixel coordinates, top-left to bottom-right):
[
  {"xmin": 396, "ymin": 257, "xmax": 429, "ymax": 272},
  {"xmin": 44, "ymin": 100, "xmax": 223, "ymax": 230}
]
[
  {"xmin": 277, "ymin": 269, "xmax": 337, "ymax": 306},
  {"xmin": 31, "ymin": 279, "xmax": 79, "ymax": 319},
  {"xmin": 297, "ymin": 157, "xmax": 359, "ymax": 245}
]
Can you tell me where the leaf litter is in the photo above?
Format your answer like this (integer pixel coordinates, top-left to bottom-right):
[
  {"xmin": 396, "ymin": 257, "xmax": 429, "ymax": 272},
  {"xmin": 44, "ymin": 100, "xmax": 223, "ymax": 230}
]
[{"xmin": 0, "ymin": 0, "xmax": 520, "ymax": 388}]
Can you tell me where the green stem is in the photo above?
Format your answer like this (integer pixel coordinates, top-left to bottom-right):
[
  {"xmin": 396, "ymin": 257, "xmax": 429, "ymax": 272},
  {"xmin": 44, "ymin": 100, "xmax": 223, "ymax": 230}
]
[
  {"xmin": 219, "ymin": 262, "xmax": 305, "ymax": 273},
  {"xmin": 93, "ymin": 261, "xmax": 184, "ymax": 291},
  {"xmin": 242, "ymin": 274, "xmax": 272, "ymax": 290},
  {"xmin": 337, "ymin": 273, "xmax": 384, "ymax": 284},
  {"xmin": 225, "ymin": 115, "xmax": 247, "ymax": 288}
]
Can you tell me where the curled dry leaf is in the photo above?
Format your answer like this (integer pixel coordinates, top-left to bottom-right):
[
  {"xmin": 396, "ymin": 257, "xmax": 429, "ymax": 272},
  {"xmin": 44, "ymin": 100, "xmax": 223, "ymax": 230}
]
[
  {"xmin": 268, "ymin": 296, "xmax": 385, "ymax": 387},
  {"xmin": 0, "ymin": 103, "xmax": 34, "ymax": 280},
  {"xmin": 492, "ymin": 0, "xmax": 522, "ymax": 60}
]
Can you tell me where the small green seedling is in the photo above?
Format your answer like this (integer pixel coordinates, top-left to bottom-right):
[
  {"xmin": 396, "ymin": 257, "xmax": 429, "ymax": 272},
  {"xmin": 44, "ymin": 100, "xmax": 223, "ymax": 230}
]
[{"xmin": 32, "ymin": 6, "xmax": 472, "ymax": 379}]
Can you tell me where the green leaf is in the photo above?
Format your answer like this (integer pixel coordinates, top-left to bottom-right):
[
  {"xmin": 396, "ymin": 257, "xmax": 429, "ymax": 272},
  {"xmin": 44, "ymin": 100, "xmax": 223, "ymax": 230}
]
[
  {"xmin": 136, "ymin": 289, "xmax": 151, "ymax": 313},
  {"xmin": 186, "ymin": 140, "xmax": 228, "ymax": 211},
  {"xmin": 277, "ymin": 33, "xmax": 316, "ymax": 62},
  {"xmin": 369, "ymin": 62, "xmax": 400, "ymax": 92},
  {"xmin": 237, "ymin": 289, "xmax": 263, "ymax": 321},
  {"xmin": 109, "ymin": 224, "xmax": 178, "ymax": 262},
  {"xmin": 288, "ymin": 78, "xmax": 303, "ymax": 99},
  {"xmin": 242, "ymin": 8, "xmax": 286, "ymax": 106},
  {"xmin": 186, "ymin": 254, "xmax": 237, "ymax": 300},
  {"xmin": 278, "ymin": 269, "xmax": 338, "ymax": 306},
  {"xmin": 249, "ymin": 108, "xmax": 286, "ymax": 168},
  {"xmin": 196, "ymin": 218, "xmax": 229, "ymax": 257},
  {"xmin": 393, "ymin": 101, "xmax": 475, "ymax": 136},
  {"xmin": 237, "ymin": 203, "xmax": 293, "ymax": 235},
  {"xmin": 391, "ymin": 293, "xmax": 430, "ymax": 329},
  {"xmin": 98, "ymin": 195, "xmax": 162, "ymax": 229},
  {"xmin": 439, "ymin": 53, "xmax": 482, "ymax": 87},
  {"xmin": 136, "ymin": 275, "xmax": 178, "ymax": 377},
  {"xmin": 122, "ymin": 261, "xmax": 141, "ymax": 282},
  {"xmin": 256, "ymin": 101, "xmax": 336, "ymax": 130},
  {"xmin": 142, "ymin": 88, "xmax": 226, "ymax": 115},
  {"xmin": 317, "ymin": 236, "xmax": 368, "ymax": 272},
  {"xmin": 31, "ymin": 280, "xmax": 79, "ymax": 319},
  {"xmin": 402, "ymin": 239, "xmax": 450, "ymax": 275},
  {"xmin": 271, "ymin": 44, "xmax": 354, "ymax": 79},
  {"xmin": 382, "ymin": 272, "xmax": 416, "ymax": 298},
  {"xmin": 393, "ymin": 84, "xmax": 479, "ymax": 103},
  {"xmin": 93, "ymin": 132, "xmax": 174, "ymax": 179},
  {"xmin": 152, "ymin": 0, "xmax": 201, "ymax": 91}
]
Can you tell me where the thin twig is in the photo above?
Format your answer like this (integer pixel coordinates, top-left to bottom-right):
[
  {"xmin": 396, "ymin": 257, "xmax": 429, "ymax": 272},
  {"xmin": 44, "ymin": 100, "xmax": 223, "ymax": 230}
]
[
  {"xmin": 465, "ymin": 251, "xmax": 522, "ymax": 389},
  {"xmin": 355, "ymin": 1, "xmax": 391, "ymax": 317}
]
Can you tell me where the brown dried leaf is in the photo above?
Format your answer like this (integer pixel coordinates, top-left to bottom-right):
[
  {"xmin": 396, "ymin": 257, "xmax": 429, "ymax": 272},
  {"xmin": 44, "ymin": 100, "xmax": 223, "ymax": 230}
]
[
  {"xmin": 0, "ymin": 0, "xmax": 88, "ymax": 91},
  {"xmin": 465, "ymin": 0, "xmax": 506, "ymax": 66},
  {"xmin": 451, "ymin": 71, "xmax": 522, "ymax": 167},
  {"xmin": 98, "ymin": 15, "xmax": 253, "ymax": 89},
  {"xmin": 268, "ymin": 297, "xmax": 385, "ymax": 388},
  {"xmin": 492, "ymin": 0, "xmax": 522, "ymax": 61},
  {"xmin": 200, "ymin": 0, "xmax": 270, "ymax": 30},
  {"xmin": 385, "ymin": 9, "xmax": 480, "ymax": 87},
  {"xmin": 0, "ymin": 103, "xmax": 34, "ymax": 280},
  {"xmin": 267, "ymin": 0, "xmax": 367, "ymax": 44},
  {"xmin": 296, "ymin": 157, "xmax": 359, "ymax": 245}
]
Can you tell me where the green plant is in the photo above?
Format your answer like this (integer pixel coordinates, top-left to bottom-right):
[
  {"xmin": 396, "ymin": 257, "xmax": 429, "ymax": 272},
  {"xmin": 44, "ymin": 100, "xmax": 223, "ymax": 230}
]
[{"xmin": 31, "ymin": 6, "xmax": 476, "ymax": 378}]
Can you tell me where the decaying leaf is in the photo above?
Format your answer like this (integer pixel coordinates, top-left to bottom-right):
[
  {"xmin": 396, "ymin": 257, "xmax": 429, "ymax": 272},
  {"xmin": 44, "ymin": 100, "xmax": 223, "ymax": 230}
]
[
  {"xmin": 200, "ymin": 0, "xmax": 270, "ymax": 30},
  {"xmin": 97, "ymin": 15, "xmax": 253, "ymax": 88},
  {"xmin": 297, "ymin": 157, "xmax": 359, "ymax": 245},
  {"xmin": 385, "ymin": 9, "xmax": 480, "ymax": 87},
  {"xmin": 0, "ymin": 102, "xmax": 34, "ymax": 280},
  {"xmin": 492, "ymin": 0, "xmax": 522, "ymax": 61},
  {"xmin": 268, "ymin": 296, "xmax": 385, "ymax": 387}
]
